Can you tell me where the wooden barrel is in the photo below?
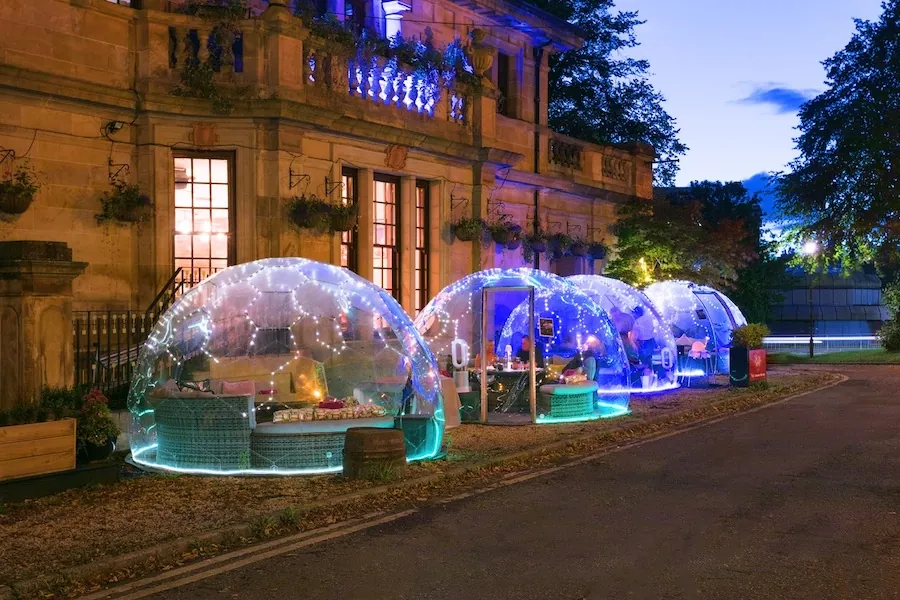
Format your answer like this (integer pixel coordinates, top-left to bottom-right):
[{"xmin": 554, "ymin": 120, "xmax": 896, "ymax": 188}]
[{"xmin": 342, "ymin": 427, "xmax": 407, "ymax": 480}]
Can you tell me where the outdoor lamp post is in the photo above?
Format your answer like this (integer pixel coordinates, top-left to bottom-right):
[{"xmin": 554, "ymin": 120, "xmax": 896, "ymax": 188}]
[{"xmin": 802, "ymin": 241, "xmax": 818, "ymax": 358}]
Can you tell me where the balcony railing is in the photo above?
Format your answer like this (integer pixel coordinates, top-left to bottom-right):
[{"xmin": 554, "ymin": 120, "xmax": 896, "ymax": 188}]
[{"xmin": 549, "ymin": 138, "xmax": 583, "ymax": 169}]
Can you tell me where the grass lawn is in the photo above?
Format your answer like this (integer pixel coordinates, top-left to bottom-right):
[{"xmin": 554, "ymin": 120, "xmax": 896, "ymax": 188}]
[
  {"xmin": 768, "ymin": 349, "xmax": 900, "ymax": 365},
  {"xmin": 0, "ymin": 369, "xmax": 839, "ymax": 595}
]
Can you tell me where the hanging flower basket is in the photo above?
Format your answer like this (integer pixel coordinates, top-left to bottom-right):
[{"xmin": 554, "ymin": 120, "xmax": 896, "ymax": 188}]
[
  {"xmin": 570, "ymin": 240, "xmax": 589, "ymax": 257},
  {"xmin": 0, "ymin": 162, "xmax": 40, "ymax": 215},
  {"xmin": 547, "ymin": 233, "xmax": 572, "ymax": 257},
  {"xmin": 288, "ymin": 194, "xmax": 330, "ymax": 233},
  {"xmin": 96, "ymin": 180, "xmax": 153, "ymax": 225},
  {"xmin": 588, "ymin": 242, "xmax": 608, "ymax": 260},
  {"xmin": 505, "ymin": 229, "xmax": 523, "ymax": 250},
  {"xmin": 525, "ymin": 232, "xmax": 547, "ymax": 253},
  {"xmin": 330, "ymin": 203, "xmax": 358, "ymax": 232},
  {"xmin": 452, "ymin": 217, "xmax": 485, "ymax": 242},
  {"xmin": 489, "ymin": 222, "xmax": 521, "ymax": 246}
]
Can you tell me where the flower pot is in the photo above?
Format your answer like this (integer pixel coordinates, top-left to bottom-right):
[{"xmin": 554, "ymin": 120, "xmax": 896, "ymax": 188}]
[
  {"xmin": 491, "ymin": 229, "xmax": 513, "ymax": 245},
  {"xmin": 454, "ymin": 226, "xmax": 480, "ymax": 242},
  {"xmin": 505, "ymin": 237, "xmax": 522, "ymax": 250},
  {"xmin": 113, "ymin": 203, "xmax": 150, "ymax": 223},
  {"xmin": 570, "ymin": 243, "xmax": 588, "ymax": 257},
  {"xmin": 588, "ymin": 243, "xmax": 607, "ymax": 260},
  {"xmin": 548, "ymin": 238, "xmax": 570, "ymax": 256},
  {"xmin": 0, "ymin": 190, "xmax": 34, "ymax": 214},
  {"xmin": 78, "ymin": 437, "xmax": 115, "ymax": 463},
  {"xmin": 527, "ymin": 240, "xmax": 547, "ymax": 253},
  {"xmin": 330, "ymin": 207, "xmax": 358, "ymax": 232},
  {"xmin": 290, "ymin": 204, "xmax": 329, "ymax": 232}
]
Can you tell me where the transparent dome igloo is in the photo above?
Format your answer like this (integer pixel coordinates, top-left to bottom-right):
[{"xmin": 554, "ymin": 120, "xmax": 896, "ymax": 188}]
[
  {"xmin": 567, "ymin": 275, "xmax": 679, "ymax": 393},
  {"xmin": 644, "ymin": 280, "xmax": 748, "ymax": 376},
  {"xmin": 415, "ymin": 269, "xmax": 630, "ymax": 424},
  {"xmin": 128, "ymin": 258, "xmax": 443, "ymax": 475}
]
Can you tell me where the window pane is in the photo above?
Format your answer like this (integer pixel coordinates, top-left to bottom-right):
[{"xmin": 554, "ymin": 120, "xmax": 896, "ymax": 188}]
[
  {"xmin": 175, "ymin": 186, "xmax": 193, "ymax": 207},
  {"xmin": 193, "ymin": 234, "xmax": 210, "ymax": 258},
  {"xmin": 210, "ymin": 159, "xmax": 229, "ymax": 183},
  {"xmin": 193, "ymin": 185, "xmax": 211, "ymax": 208},
  {"xmin": 193, "ymin": 159, "xmax": 210, "ymax": 183},
  {"xmin": 211, "ymin": 233, "xmax": 228, "ymax": 258},
  {"xmin": 211, "ymin": 209, "xmax": 229, "ymax": 232},
  {"xmin": 175, "ymin": 208, "xmax": 192, "ymax": 234},
  {"xmin": 174, "ymin": 235, "xmax": 192, "ymax": 257},
  {"xmin": 375, "ymin": 224, "xmax": 386, "ymax": 245},
  {"xmin": 211, "ymin": 184, "xmax": 229, "ymax": 208},
  {"xmin": 174, "ymin": 158, "xmax": 192, "ymax": 182},
  {"xmin": 193, "ymin": 209, "xmax": 211, "ymax": 233}
]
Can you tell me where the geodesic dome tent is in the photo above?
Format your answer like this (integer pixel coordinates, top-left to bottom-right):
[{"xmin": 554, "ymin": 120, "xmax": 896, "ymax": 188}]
[
  {"xmin": 567, "ymin": 275, "xmax": 679, "ymax": 393},
  {"xmin": 644, "ymin": 280, "xmax": 748, "ymax": 375},
  {"xmin": 415, "ymin": 269, "xmax": 630, "ymax": 423},
  {"xmin": 128, "ymin": 258, "xmax": 443, "ymax": 475}
]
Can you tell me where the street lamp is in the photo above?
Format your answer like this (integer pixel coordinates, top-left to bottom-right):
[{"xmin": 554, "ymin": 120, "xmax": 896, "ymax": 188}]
[{"xmin": 801, "ymin": 241, "xmax": 818, "ymax": 357}]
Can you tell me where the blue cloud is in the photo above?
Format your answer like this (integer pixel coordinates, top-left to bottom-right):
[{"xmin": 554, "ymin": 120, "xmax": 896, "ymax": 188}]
[{"xmin": 739, "ymin": 85, "xmax": 818, "ymax": 114}]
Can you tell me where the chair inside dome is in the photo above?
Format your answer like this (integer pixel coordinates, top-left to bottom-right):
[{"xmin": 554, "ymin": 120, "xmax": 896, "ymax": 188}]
[
  {"xmin": 567, "ymin": 275, "xmax": 679, "ymax": 393},
  {"xmin": 644, "ymin": 280, "xmax": 748, "ymax": 376},
  {"xmin": 415, "ymin": 269, "xmax": 630, "ymax": 425},
  {"xmin": 128, "ymin": 258, "xmax": 443, "ymax": 475}
]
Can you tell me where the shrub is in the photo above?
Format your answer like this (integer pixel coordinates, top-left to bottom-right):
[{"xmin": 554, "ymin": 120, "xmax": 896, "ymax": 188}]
[
  {"xmin": 76, "ymin": 390, "xmax": 121, "ymax": 448},
  {"xmin": 879, "ymin": 318, "xmax": 900, "ymax": 353},
  {"xmin": 732, "ymin": 323, "xmax": 770, "ymax": 349}
]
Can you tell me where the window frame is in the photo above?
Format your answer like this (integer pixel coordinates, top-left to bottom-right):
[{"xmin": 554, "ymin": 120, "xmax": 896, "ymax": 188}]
[
  {"xmin": 340, "ymin": 167, "xmax": 359, "ymax": 274},
  {"xmin": 172, "ymin": 151, "xmax": 236, "ymax": 289},
  {"xmin": 414, "ymin": 180, "xmax": 430, "ymax": 315},
  {"xmin": 372, "ymin": 173, "xmax": 401, "ymax": 302}
]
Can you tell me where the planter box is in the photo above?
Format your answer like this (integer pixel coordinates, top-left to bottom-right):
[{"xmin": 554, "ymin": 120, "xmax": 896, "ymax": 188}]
[
  {"xmin": 0, "ymin": 419, "xmax": 76, "ymax": 482},
  {"xmin": 729, "ymin": 348, "xmax": 767, "ymax": 387}
]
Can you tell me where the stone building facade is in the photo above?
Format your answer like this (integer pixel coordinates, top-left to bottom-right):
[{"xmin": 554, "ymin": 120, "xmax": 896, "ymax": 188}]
[{"xmin": 0, "ymin": 0, "xmax": 653, "ymax": 403}]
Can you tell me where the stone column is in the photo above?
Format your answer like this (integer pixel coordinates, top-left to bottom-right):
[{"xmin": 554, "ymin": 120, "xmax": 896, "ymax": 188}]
[{"xmin": 0, "ymin": 242, "xmax": 87, "ymax": 409}]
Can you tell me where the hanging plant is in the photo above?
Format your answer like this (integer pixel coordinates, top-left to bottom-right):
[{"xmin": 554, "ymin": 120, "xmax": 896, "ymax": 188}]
[
  {"xmin": 505, "ymin": 226, "xmax": 523, "ymax": 250},
  {"xmin": 0, "ymin": 161, "xmax": 40, "ymax": 215},
  {"xmin": 451, "ymin": 216, "xmax": 485, "ymax": 242},
  {"xmin": 288, "ymin": 193, "xmax": 331, "ymax": 234},
  {"xmin": 588, "ymin": 241, "xmax": 608, "ymax": 260},
  {"xmin": 487, "ymin": 215, "xmax": 520, "ymax": 246},
  {"xmin": 524, "ymin": 230, "xmax": 547, "ymax": 253},
  {"xmin": 97, "ymin": 179, "xmax": 152, "ymax": 225},
  {"xmin": 569, "ymin": 237, "xmax": 589, "ymax": 257},
  {"xmin": 548, "ymin": 232, "xmax": 572, "ymax": 258},
  {"xmin": 330, "ymin": 203, "xmax": 358, "ymax": 232}
]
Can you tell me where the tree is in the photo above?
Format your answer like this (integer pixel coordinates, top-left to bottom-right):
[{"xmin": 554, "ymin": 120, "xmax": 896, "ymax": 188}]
[
  {"xmin": 776, "ymin": 1, "xmax": 900, "ymax": 276},
  {"xmin": 607, "ymin": 181, "xmax": 787, "ymax": 321},
  {"xmin": 530, "ymin": 0, "xmax": 687, "ymax": 185}
]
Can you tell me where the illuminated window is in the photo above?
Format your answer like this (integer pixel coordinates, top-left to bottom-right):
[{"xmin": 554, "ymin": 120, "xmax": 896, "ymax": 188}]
[
  {"xmin": 340, "ymin": 168, "xmax": 358, "ymax": 273},
  {"xmin": 372, "ymin": 175, "xmax": 400, "ymax": 301},
  {"xmin": 414, "ymin": 181, "xmax": 429, "ymax": 314},
  {"xmin": 173, "ymin": 155, "xmax": 232, "ymax": 289}
]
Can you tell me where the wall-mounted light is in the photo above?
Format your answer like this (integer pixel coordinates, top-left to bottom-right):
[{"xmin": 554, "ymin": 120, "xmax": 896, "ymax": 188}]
[{"xmin": 103, "ymin": 121, "xmax": 127, "ymax": 137}]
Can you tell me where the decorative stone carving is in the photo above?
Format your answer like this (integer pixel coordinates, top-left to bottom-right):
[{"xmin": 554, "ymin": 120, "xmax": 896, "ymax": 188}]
[
  {"xmin": 191, "ymin": 123, "xmax": 218, "ymax": 147},
  {"xmin": 549, "ymin": 139, "xmax": 583, "ymax": 169},
  {"xmin": 465, "ymin": 29, "xmax": 496, "ymax": 79},
  {"xmin": 385, "ymin": 145, "xmax": 409, "ymax": 171}
]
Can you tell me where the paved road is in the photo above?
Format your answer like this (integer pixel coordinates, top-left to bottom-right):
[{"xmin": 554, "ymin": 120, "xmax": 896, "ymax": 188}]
[{"xmin": 150, "ymin": 367, "xmax": 900, "ymax": 600}]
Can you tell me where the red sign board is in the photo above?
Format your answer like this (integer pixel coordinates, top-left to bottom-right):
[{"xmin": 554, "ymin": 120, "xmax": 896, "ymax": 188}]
[{"xmin": 749, "ymin": 349, "xmax": 767, "ymax": 381}]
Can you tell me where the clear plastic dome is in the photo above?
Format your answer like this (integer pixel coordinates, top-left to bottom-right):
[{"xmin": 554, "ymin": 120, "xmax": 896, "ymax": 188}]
[
  {"xmin": 644, "ymin": 280, "xmax": 748, "ymax": 375},
  {"xmin": 128, "ymin": 258, "xmax": 443, "ymax": 475},
  {"xmin": 415, "ymin": 269, "xmax": 630, "ymax": 424},
  {"xmin": 567, "ymin": 275, "xmax": 679, "ymax": 393}
]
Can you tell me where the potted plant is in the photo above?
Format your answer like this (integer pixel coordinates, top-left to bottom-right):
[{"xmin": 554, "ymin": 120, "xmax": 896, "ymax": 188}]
[
  {"xmin": 547, "ymin": 232, "xmax": 572, "ymax": 258},
  {"xmin": 76, "ymin": 389, "xmax": 120, "ymax": 463},
  {"xmin": 505, "ymin": 225, "xmax": 523, "ymax": 250},
  {"xmin": 729, "ymin": 323, "xmax": 770, "ymax": 387},
  {"xmin": 0, "ymin": 161, "xmax": 40, "ymax": 214},
  {"xmin": 288, "ymin": 193, "xmax": 330, "ymax": 233},
  {"xmin": 97, "ymin": 180, "xmax": 153, "ymax": 225},
  {"xmin": 487, "ymin": 215, "xmax": 520, "ymax": 246},
  {"xmin": 588, "ymin": 241, "xmax": 607, "ymax": 260},
  {"xmin": 330, "ymin": 202, "xmax": 358, "ymax": 232},
  {"xmin": 524, "ymin": 230, "xmax": 546, "ymax": 253},
  {"xmin": 451, "ymin": 216, "xmax": 484, "ymax": 242},
  {"xmin": 569, "ymin": 237, "xmax": 589, "ymax": 257}
]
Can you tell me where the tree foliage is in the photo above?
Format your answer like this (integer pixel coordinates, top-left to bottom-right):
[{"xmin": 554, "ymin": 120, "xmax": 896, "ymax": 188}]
[
  {"xmin": 607, "ymin": 182, "xmax": 787, "ymax": 320},
  {"xmin": 531, "ymin": 0, "xmax": 687, "ymax": 185},
  {"xmin": 775, "ymin": 1, "xmax": 900, "ymax": 276}
]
